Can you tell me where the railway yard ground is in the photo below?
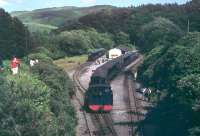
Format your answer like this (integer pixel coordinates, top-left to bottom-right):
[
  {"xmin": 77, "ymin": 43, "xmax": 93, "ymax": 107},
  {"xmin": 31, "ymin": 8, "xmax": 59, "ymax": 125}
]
[{"xmin": 55, "ymin": 55, "xmax": 153, "ymax": 136}]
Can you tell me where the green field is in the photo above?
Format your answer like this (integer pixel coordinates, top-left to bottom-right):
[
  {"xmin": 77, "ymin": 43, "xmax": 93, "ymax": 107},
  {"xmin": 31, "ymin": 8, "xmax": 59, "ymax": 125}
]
[
  {"xmin": 24, "ymin": 22, "xmax": 58, "ymax": 32},
  {"xmin": 54, "ymin": 55, "xmax": 88, "ymax": 71}
]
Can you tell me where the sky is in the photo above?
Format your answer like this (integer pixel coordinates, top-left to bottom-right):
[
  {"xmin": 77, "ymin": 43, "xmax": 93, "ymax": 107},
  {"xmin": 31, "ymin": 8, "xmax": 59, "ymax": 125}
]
[{"xmin": 0, "ymin": 0, "xmax": 190, "ymax": 12}]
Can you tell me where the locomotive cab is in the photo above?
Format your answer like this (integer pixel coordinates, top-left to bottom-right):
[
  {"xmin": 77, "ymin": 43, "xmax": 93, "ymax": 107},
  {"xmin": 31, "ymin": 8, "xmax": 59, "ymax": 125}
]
[{"xmin": 89, "ymin": 76, "xmax": 108, "ymax": 85}]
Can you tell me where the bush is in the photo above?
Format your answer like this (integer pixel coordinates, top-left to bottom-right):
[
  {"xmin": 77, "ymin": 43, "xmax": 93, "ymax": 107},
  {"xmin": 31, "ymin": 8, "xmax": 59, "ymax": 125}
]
[
  {"xmin": 32, "ymin": 47, "xmax": 53, "ymax": 57},
  {"xmin": 0, "ymin": 56, "xmax": 76, "ymax": 136},
  {"xmin": 28, "ymin": 53, "xmax": 53, "ymax": 63},
  {"xmin": 0, "ymin": 72, "xmax": 61, "ymax": 136},
  {"xmin": 31, "ymin": 61, "xmax": 76, "ymax": 135}
]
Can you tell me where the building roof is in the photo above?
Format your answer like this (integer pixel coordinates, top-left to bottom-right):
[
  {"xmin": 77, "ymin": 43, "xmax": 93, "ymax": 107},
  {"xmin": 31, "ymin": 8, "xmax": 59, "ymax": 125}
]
[{"xmin": 109, "ymin": 48, "xmax": 122, "ymax": 52}]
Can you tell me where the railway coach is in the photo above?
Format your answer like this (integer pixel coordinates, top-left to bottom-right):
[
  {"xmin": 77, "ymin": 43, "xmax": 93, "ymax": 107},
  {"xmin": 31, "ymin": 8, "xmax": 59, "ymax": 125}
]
[
  {"xmin": 87, "ymin": 48, "xmax": 106, "ymax": 61},
  {"xmin": 84, "ymin": 51, "xmax": 139, "ymax": 113}
]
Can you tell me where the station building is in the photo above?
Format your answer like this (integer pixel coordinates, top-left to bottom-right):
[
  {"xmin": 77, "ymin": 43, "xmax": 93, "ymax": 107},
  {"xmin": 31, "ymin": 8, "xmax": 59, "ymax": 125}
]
[
  {"xmin": 108, "ymin": 48, "xmax": 122, "ymax": 59},
  {"xmin": 108, "ymin": 46, "xmax": 130, "ymax": 59}
]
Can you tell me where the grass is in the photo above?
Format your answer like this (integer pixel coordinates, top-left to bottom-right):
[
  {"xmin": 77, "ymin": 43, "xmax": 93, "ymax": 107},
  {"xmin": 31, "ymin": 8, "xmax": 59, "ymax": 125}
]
[
  {"xmin": 24, "ymin": 23, "xmax": 58, "ymax": 33},
  {"xmin": 54, "ymin": 55, "xmax": 88, "ymax": 71}
]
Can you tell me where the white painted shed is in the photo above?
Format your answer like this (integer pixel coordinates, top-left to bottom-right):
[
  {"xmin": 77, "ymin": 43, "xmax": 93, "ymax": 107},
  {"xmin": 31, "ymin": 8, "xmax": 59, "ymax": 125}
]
[{"xmin": 108, "ymin": 48, "xmax": 122, "ymax": 59}]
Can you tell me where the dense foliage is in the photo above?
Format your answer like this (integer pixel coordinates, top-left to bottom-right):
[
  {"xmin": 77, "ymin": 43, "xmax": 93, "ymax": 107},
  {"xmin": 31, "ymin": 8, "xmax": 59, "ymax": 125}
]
[
  {"xmin": 30, "ymin": 32, "xmax": 65, "ymax": 59},
  {"xmin": 29, "ymin": 28, "xmax": 116, "ymax": 58},
  {"xmin": 58, "ymin": 29, "xmax": 114, "ymax": 55},
  {"xmin": 0, "ymin": 73, "xmax": 52, "ymax": 136},
  {"xmin": 138, "ymin": 17, "xmax": 183, "ymax": 52},
  {"xmin": 57, "ymin": 0, "xmax": 200, "ymax": 52},
  {"xmin": 0, "ymin": 55, "xmax": 77, "ymax": 136},
  {"xmin": 133, "ymin": 2, "xmax": 200, "ymax": 134},
  {"xmin": 0, "ymin": 9, "xmax": 32, "ymax": 59},
  {"xmin": 138, "ymin": 32, "xmax": 200, "ymax": 136},
  {"xmin": 31, "ymin": 61, "xmax": 76, "ymax": 136},
  {"xmin": 0, "ymin": 9, "xmax": 76, "ymax": 136}
]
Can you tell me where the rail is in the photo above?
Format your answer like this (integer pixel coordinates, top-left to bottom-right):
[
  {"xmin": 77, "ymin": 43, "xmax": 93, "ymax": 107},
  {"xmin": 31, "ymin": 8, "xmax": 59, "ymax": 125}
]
[
  {"xmin": 73, "ymin": 63, "xmax": 93, "ymax": 136},
  {"xmin": 126, "ymin": 74, "xmax": 144, "ymax": 136}
]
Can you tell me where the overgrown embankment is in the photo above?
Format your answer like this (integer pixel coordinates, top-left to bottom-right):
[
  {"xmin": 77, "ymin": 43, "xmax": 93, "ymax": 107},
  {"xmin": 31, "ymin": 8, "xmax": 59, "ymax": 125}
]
[
  {"xmin": 0, "ymin": 9, "xmax": 77, "ymax": 136},
  {"xmin": 0, "ymin": 52, "xmax": 77, "ymax": 136}
]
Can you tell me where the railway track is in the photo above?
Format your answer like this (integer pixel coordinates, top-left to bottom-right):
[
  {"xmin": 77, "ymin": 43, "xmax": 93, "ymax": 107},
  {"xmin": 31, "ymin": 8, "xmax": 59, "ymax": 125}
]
[
  {"xmin": 125, "ymin": 56, "xmax": 144, "ymax": 136},
  {"xmin": 125, "ymin": 73, "xmax": 144, "ymax": 136},
  {"xmin": 73, "ymin": 63, "xmax": 93, "ymax": 136},
  {"xmin": 73, "ymin": 63, "xmax": 118, "ymax": 136},
  {"xmin": 122, "ymin": 55, "xmax": 144, "ymax": 136}
]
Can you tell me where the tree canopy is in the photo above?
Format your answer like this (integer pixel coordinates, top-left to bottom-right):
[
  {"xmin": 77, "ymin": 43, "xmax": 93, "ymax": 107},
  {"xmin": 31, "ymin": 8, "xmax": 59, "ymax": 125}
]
[{"xmin": 0, "ymin": 9, "xmax": 32, "ymax": 59}]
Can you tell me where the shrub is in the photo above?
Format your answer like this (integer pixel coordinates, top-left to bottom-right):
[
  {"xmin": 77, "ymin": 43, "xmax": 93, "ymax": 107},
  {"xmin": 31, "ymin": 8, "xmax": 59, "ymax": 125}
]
[
  {"xmin": 28, "ymin": 53, "xmax": 53, "ymax": 63},
  {"xmin": 31, "ymin": 61, "xmax": 76, "ymax": 135},
  {"xmin": 0, "ymin": 72, "xmax": 61, "ymax": 136}
]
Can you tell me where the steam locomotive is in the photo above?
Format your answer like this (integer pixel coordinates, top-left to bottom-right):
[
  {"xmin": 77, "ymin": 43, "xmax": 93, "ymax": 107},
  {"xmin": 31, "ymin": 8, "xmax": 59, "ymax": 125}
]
[{"xmin": 84, "ymin": 51, "xmax": 139, "ymax": 112}]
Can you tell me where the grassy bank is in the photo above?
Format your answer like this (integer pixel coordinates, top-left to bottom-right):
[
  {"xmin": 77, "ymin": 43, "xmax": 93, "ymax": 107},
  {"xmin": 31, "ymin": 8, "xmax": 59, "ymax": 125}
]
[{"xmin": 54, "ymin": 55, "xmax": 87, "ymax": 71}]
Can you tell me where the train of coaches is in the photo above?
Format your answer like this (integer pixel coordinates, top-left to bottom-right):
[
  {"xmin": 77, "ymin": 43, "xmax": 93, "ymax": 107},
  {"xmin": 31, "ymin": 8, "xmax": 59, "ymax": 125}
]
[{"xmin": 84, "ymin": 48, "xmax": 139, "ymax": 113}]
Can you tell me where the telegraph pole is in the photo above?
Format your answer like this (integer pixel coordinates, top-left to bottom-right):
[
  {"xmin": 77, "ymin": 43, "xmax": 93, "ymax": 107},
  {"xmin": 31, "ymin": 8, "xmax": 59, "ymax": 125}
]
[{"xmin": 187, "ymin": 19, "xmax": 190, "ymax": 33}]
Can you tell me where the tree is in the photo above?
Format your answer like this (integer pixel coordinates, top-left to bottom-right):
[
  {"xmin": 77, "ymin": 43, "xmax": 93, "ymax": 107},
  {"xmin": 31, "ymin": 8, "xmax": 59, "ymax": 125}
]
[
  {"xmin": 177, "ymin": 74, "xmax": 200, "ymax": 107},
  {"xmin": 138, "ymin": 32, "xmax": 200, "ymax": 136},
  {"xmin": 114, "ymin": 31, "xmax": 133, "ymax": 48},
  {"xmin": 0, "ymin": 9, "xmax": 31, "ymax": 59},
  {"xmin": 139, "ymin": 17, "xmax": 183, "ymax": 53},
  {"xmin": 58, "ymin": 30, "xmax": 91, "ymax": 55},
  {"xmin": 58, "ymin": 29, "xmax": 114, "ymax": 55}
]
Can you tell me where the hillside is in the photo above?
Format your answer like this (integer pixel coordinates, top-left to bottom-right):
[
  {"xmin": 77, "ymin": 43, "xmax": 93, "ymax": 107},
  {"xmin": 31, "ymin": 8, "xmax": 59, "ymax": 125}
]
[
  {"xmin": 11, "ymin": 5, "xmax": 115, "ymax": 27},
  {"xmin": 57, "ymin": 0, "xmax": 200, "ymax": 36}
]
